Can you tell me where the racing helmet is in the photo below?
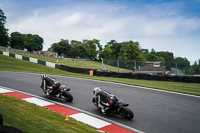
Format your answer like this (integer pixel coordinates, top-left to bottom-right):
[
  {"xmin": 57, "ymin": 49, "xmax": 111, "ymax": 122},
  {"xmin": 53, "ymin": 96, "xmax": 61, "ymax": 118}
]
[
  {"xmin": 93, "ymin": 87, "xmax": 101, "ymax": 95},
  {"xmin": 41, "ymin": 74, "xmax": 47, "ymax": 79}
]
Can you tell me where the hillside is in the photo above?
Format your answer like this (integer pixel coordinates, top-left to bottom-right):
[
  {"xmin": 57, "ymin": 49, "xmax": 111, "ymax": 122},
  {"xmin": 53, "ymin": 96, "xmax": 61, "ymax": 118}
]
[{"xmin": 0, "ymin": 49, "xmax": 131, "ymax": 72}]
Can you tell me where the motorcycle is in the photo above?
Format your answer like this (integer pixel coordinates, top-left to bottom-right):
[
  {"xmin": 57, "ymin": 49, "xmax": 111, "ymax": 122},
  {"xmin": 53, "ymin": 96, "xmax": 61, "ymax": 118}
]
[
  {"xmin": 92, "ymin": 96, "xmax": 134, "ymax": 120},
  {"xmin": 41, "ymin": 80, "xmax": 73, "ymax": 102}
]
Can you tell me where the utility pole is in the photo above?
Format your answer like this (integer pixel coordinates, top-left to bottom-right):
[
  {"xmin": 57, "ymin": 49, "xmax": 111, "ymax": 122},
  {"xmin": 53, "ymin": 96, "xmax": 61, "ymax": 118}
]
[
  {"xmin": 117, "ymin": 61, "xmax": 119, "ymax": 72},
  {"xmin": 101, "ymin": 58, "xmax": 107, "ymax": 72},
  {"xmin": 134, "ymin": 60, "xmax": 136, "ymax": 73},
  {"xmin": 199, "ymin": 59, "xmax": 200, "ymax": 74}
]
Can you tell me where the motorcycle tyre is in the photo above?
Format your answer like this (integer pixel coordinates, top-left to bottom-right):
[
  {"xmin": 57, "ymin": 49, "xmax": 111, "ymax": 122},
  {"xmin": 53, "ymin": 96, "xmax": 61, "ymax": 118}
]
[
  {"xmin": 119, "ymin": 107, "xmax": 134, "ymax": 120},
  {"xmin": 62, "ymin": 91, "xmax": 73, "ymax": 102}
]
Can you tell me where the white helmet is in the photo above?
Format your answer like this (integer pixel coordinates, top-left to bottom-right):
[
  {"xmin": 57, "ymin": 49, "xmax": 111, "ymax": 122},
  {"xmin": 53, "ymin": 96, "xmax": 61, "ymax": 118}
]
[
  {"xmin": 93, "ymin": 87, "xmax": 101, "ymax": 95},
  {"xmin": 41, "ymin": 74, "xmax": 47, "ymax": 79}
]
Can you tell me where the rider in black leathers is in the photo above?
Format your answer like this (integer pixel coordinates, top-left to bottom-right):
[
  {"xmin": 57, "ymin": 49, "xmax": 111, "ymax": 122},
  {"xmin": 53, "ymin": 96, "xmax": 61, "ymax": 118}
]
[
  {"xmin": 41, "ymin": 74, "xmax": 61, "ymax": 96},
  {"xmin": 93, "ymin": 87, "xmax": 118, "ymax": 114}
]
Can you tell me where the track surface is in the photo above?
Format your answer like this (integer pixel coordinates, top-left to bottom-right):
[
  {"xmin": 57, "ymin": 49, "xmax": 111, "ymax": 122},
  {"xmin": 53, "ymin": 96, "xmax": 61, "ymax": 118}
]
[{"xmin": 0, "ymin": 71, "xmax": 200, "ymax": 133}]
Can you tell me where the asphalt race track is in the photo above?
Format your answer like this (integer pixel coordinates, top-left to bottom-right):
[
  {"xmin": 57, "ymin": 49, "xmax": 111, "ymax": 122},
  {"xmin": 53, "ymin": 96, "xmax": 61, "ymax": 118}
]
[{"xmin": 0, "ymin": 71, "xmax": 200, "ymax": 133}]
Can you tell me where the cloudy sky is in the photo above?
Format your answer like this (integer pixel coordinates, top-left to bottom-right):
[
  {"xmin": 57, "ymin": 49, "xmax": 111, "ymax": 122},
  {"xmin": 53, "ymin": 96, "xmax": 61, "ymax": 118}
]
[{"xmin": 1, "ymin": 0, "xmax": 200, "ymax": 62}]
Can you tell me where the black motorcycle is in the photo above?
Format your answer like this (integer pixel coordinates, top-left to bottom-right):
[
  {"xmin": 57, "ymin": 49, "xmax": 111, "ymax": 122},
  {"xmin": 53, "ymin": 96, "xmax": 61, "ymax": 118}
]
[
  {"xmin": 92, "ymin": 96, "xmax": 134, "ymax": 120},
  {"xmin": 41, "ymin": 84, "xmax": 73, "ymax": 102}
]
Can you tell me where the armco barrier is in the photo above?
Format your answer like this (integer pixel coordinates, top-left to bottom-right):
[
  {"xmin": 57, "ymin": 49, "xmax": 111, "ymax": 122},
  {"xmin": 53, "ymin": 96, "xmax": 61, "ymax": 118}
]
[
  {"xmin": 60, "ymin": 65, "xmax": 96, "ymax": 75},
  {"xmin": 2, "ymin": 51, "xmax": 9, "ymax": 56},
  {"xmin": 38, "ymin": 60, "xmax": 46, "ymax": 65},
  {"xmin": 22, "ymin": 56, "xmax": 29, "ymax": 61},
  {"xmin": 93, "ymin": 71, "xmax": 200, "ymax": 83},
  {"xmin": 15, "ymin": 54, "xmax": 22, "ymax": 60},
  {"xmin": 29, "ymin": 57, "xmax": 38, "ymax": 63},
  {"xmin": 55, "ymin": 64, "xmax": 60, "ymax": 69},
  {"xmin": 0, "ymin": 51, "xmax": 58, "ymax": 69},
  {"xmin": 46, "ymin": 61, "xmax": 56, "ymax": 68},
  {"xmin": 9, "ymin": 53, "xmax": 15, "ymax": 58}
]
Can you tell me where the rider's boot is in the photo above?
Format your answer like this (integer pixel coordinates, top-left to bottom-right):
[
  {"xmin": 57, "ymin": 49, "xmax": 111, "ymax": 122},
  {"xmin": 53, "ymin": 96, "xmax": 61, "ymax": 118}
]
[
  {"xmin": 56, "ymin": 93, "xmax": 60, "ymax": 98},
  {"xmin": 47, "ymin": 90, "xmax": 52, "ymax": 96},
  {"xmin": 101, "ymin": 108, "xmax": 106, "ymax": 115}
]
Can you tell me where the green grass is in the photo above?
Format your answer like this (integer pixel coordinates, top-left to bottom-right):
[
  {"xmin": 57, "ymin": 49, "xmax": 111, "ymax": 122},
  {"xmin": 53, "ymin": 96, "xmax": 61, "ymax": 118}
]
[{"xmin": 0, "ymin": 94, "xmax": 98, "ymax": 133}]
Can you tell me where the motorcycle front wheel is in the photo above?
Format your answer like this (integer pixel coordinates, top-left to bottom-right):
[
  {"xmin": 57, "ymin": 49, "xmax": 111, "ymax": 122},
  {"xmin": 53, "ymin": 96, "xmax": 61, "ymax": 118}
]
[
  {"xmin": 62, "ymin": 91, "xmax": 73, "ymax": 102},
  {"xmin": 119, "ymin": 107, "xmax": 134, "ymax": 120}
]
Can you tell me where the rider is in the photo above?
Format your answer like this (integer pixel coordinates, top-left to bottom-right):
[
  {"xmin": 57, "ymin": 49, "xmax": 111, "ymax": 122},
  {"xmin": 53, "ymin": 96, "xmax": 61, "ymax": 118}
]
[
  {"xmin": 41, "ymin": 74, "xmax": 61, "ymax": 97},
  {"xmin": 93, "ymin": 87, "xmax": 118, "ymax": 114}
]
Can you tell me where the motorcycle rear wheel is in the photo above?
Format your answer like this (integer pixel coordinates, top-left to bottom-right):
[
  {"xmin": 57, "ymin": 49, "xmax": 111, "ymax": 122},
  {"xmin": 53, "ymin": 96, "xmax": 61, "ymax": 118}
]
[
  {"xmin": 62, "ymin": 91, "xmax": 73, "ymax": 102},
  {"xmin": 119, "ymin": 107, "xmax": 134, "ymax": 120}
]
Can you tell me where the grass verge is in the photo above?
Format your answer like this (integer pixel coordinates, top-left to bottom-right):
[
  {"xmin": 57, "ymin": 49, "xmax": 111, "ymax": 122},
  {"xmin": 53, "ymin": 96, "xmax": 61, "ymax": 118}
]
[{"xmin": 0, "ymin": 94, "xmax": 98, "ymax": 133}]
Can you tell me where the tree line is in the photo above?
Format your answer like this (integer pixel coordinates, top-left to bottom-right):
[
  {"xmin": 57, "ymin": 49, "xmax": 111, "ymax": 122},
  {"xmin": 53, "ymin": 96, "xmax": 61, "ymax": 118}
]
[
  {"xmin": 48, "ymin": 39, "xmax": 102, "ymax": 59},
  {"xmin": 48, "ymin": 39, "xmax": 199, "ymax": 74},
  {"xmin": 9, "ymin": 32, "xmax": 43, "ymax": 52},
  {"xmin": 0, "ymin": 8, "xmax": 199, "ymax": 74}
]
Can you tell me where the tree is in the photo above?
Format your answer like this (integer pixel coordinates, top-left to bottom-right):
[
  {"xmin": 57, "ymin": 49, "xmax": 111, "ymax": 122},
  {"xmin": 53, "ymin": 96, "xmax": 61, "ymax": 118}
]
[
  {"xmin": 150, "ymin": 48, "xmax": 155, "ymax": 54},
  {"xmin": 0, "ymin": 9, "xmax": 9, "ymax": 47},
  {"xmin": 71, "ymin": 40, "xmax": 81, "ymax": 45},
  {"xmin": 108, "ymin": 40, "xmax": 121, "ymax": 59},
  {"xmin": 141, "ymin": 49, "xmax": 149, "ymax": 54},
  {"xmin": 119, "ymin": 41, "xmax": 144, "ymax": 60},
  {"xmin": 48, "ymin": 43, "xmax": 59, "ymax": 52},
  {"xmin": 99, "ymin": 44, "xmax": 112, "ymax": 59},
  {"xmin": 49, "ymin": 39, "xmax": 71, "ymax": 56},
  {"xmin": 10, "ymin": 32, "xmax": 24, "ymax": 50},
  {"xmin": 156, "ymin": 51, "xmax": 174, "ymax": 70},
  {"xmin": 119, "ymin": 41, "xmax": 145, "ymax": 69},
  {"xmin": 84, "ymin": 39, "xmax": 101, "ymax": 59},
  {"xmin": 70, "ymin": 43, "xmax": 87, "ymax": 58},
  {"xmin": 23, "ymin": 34, "xmax": 43, "ymax": 52},
  {"xmin": 144, "ymin": 53, "xmax": 160, "ymax": 61},
  {"xmin": 174, "ymin": 57, "xmax": 190, "ymax": 70},
  {"xmin": 191, "ymin": 61, "xmax": 199, "ymax": 74}
]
